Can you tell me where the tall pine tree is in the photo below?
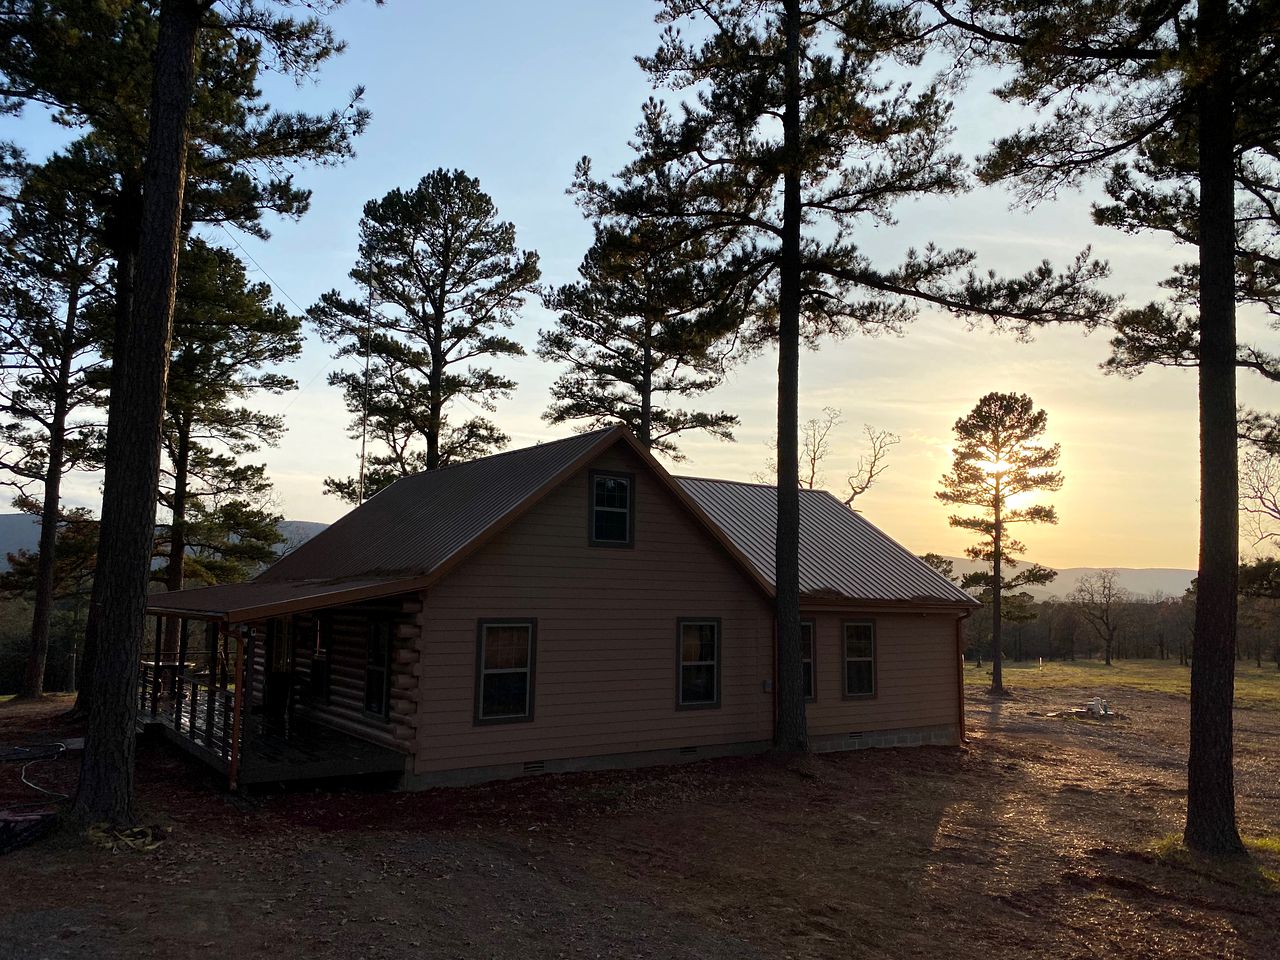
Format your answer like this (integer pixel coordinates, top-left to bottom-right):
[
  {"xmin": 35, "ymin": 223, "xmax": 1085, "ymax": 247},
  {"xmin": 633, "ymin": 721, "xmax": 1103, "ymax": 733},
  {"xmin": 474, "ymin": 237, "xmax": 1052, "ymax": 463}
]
[
  {"xmin": 1, "ymin": 0, "xmax": 376, "ymax": 825},
  {"xmin": 3, "ymin": 1, "xmax": 373, "ymax": 730},
  {"xmin": 0, "ymin": 148, "xmax": 112, "ymax": 697},
  {"xmin": 538, "ymin": 223, "xmax": 740, "ymax": 458},
  {"xmin": 928, "ymin": 0, "xmax": 1277, "ymax": 856},
  {"xmin": 937, "ymin": 392, "xmax": 1062, "ymax": 694},
  {"xmin": 158, "ymin": 237, "xmax": 299, "ymax": 598},
  {"xmin": 311, "ymin": 169, "xmax": 540, "ymax": 501},
  {"xmin": 579, "ymin": 0, "xmax": 1114, "ymax": 750}
]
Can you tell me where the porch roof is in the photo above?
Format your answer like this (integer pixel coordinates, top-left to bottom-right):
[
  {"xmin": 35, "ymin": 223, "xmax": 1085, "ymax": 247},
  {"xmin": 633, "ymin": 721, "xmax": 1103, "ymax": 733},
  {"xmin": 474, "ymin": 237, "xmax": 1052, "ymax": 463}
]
[{"xmin": 145, "ymin": 574, "xmax": 426, "ymax": 624}]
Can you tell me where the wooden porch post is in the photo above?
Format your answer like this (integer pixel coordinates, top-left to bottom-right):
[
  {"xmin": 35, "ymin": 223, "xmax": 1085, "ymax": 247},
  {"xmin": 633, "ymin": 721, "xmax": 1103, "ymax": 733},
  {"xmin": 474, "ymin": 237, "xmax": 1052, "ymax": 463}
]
[
  {"xmin": 204, "ymin": 620, "xmax": 218, "ymax": 748},
  {"xmin": 149, "ymin": 614, "xmax": 163, "ymax": 719},
  {"xmin": 241, "ymin": 627, "xmax": 256, "ymax": 784},
  {"xmin": 175, "ymin": 617, "xmax": 189, "ymax": 734},
  {"xmin": 228, "ymin": 626, "xmax": 246, "ymax": 791}
]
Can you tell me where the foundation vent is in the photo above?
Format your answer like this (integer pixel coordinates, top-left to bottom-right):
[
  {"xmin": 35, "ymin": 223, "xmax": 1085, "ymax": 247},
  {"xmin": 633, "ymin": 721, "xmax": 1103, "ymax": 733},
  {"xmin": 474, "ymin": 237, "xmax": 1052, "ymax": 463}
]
[
  {"xmin": 522, "ymin": 760, "xmax": 546, "ymax": 774},
  {"xmin": 679, "ymin": 745, "xmax": 699, "ymax": 756},
  {"xmin": 847, "ymin": 732, "xmax": 865, "ymax": 743}
]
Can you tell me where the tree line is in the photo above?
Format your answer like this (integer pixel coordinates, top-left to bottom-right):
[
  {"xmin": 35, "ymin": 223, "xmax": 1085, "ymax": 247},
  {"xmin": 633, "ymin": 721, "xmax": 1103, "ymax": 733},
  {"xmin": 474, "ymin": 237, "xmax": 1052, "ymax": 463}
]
[
  {"xmin": 1, "ymin": 0, "xmax": 1275, "ymax": 863},
  {"xmin": 956, "ymin": 566, "xmax": 1280, "ymax": 672}
]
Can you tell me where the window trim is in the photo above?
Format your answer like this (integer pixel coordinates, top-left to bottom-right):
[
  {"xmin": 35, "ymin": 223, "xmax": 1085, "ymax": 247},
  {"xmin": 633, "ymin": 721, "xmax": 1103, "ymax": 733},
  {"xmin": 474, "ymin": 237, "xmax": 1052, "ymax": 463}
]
[
  {"xmin": 474, "ymin": 618, "xmax": 538, "ymax": 725},
  {"xmin": 676, "ymin": 617, "xmax": 722, "ymax": 710},
  {"xmin": 363, "ymin": 618, "xmax": 394, "ymax": 720},
  {"xmin": 801, "ymin": 618, "xmax": 816, "ymax": 702},
  {"xmin": 588, "ymin": 469, "xmax": 635, "ymax": 548},
  {"xmin": 841, "ymin": 619, "xmax": 878, "ymax": 700}
]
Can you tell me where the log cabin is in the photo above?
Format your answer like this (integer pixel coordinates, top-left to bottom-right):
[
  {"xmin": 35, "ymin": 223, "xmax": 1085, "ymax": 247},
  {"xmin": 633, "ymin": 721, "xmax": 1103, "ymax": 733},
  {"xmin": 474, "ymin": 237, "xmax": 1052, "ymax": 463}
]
[{"xmin": 141, "ymin": 426, "xmax": 977, "ymax": 789}]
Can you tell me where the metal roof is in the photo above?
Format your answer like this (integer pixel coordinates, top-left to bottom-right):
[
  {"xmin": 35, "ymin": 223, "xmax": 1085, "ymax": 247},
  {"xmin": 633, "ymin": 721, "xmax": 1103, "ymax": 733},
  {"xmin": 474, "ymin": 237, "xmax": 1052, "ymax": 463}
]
[
  {"xmin": 146, "ymin": 426, "xmax": 973, "ymax": 622},
  {"xmin": 259, "ymin": 427, "xmax": 618, "ymax": 583},
  {"xmin": 675, "ymin": 477, "xmax": 978, "ymax": 607},
  {"xmin": 147, "ymin": 428, "xmax": 624, "ymax": 621}
]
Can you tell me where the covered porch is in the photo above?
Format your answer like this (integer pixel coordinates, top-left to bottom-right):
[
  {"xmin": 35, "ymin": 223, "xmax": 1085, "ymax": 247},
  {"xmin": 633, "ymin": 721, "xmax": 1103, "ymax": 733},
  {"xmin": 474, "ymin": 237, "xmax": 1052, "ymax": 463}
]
[{"xmin": 141, "ymin": 576, "xmax": 423, "ymax": 790}]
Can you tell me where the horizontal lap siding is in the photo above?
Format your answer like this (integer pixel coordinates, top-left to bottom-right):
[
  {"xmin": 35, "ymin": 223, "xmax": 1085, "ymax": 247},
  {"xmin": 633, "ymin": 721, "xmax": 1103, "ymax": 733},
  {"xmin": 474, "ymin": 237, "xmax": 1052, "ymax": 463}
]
[
  {"xmin": 804, "ymin": 611, "xmax": 960, "ymax": 735},
  {"xmin": 415, "ymin": 444, "xmax": 775, "ymax": 774}
]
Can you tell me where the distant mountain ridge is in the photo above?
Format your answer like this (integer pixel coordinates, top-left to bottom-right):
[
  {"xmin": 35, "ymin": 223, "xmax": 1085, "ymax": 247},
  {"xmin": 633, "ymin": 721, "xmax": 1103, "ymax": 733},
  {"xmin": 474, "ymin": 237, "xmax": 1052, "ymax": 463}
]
[
  {"xmin": 0, "ymin": 514, "xmax": 331, "ymax": 571},
  {"xmin": 936, "ymin": 555, "xmax": 1195, "ymax": 600},
  {"xmin": 275, "ymin": 520, "xmax": 329, "ymax": 555},
  {"xmin": 0, "ymin": 515, "xmax": 1197, "ymax": 596},
  {"xmin": 0, "ymin": 514, "xmax": 39, "ymax": 568}
]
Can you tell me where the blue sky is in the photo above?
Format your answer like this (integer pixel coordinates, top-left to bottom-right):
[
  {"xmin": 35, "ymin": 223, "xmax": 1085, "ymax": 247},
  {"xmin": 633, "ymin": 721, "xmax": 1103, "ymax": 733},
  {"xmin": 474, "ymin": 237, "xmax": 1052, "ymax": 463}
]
[{"xmin": 10, "ymin": 1, "xmax": 1276, "ymax": 571}]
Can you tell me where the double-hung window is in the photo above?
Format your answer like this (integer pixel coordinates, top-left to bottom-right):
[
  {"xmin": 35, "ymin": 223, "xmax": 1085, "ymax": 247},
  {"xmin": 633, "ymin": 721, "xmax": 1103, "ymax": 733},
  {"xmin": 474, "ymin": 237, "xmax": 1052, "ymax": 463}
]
[
  {"xmin": 590, "ymin": 471, "xmax": 633, "ymax": 546},
  {"xmin": 801, "ymin": 620, "xmax": 816, "ymax": 701},
  {"xmin": 364, "ymin": 620, "xmax": 393, "ymax": 717},
  {"xmin": 843, "ymin": 620, "xmax": 877, "ymax": 698},
  {"xmin": 678, "ymin": 619, "xmax": 720, "ymax": 708},
  {"xmin": 476, "ymin": 620, "xmax": 536, "ymax": 722}
]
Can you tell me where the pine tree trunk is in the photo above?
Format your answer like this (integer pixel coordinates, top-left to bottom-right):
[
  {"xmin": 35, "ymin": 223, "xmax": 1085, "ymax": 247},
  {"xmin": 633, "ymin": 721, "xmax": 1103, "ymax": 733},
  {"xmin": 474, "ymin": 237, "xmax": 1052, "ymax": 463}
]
[
  {"xmin": 162, "ymin": 417, "xmax": 191, "ymax": 650},
  {"xmin": 991, "ymin": 501, "xmax": 1004, "ymax": 693},
  {"xmin": 1183, "ymin": 0, "xmax": 1245, "ymax": 858},
  {"xmin": 427, "ymin": 314, "xmax": 443, "ymax": 471},
  {"xmin": 639, "ymin": 326, "xmax": 653, "ymax": 447},
  {"xmin": 19, "ymin": 287, "xmax": 82, "ymax": 698},
  {"xmin": 772, "ymin": 0, "xmax": 806, "ymax": 752},
  {"xmin": 71, "ymin": 174, "xmax": 143, "ymax": 719},
  {"xmin": 72, "ymin": 0, "xmax": 202, "ymax": 827}
]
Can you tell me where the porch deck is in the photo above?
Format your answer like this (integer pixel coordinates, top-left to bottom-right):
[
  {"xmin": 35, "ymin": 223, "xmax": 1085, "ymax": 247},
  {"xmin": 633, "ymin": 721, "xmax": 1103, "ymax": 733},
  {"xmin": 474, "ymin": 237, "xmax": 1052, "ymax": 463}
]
[
  {"xmin": 141, "ymin": 705, "xmax": 406, "ymax": 786},
  {"xmin": 137, "ymin": 614, "xmax": 407, "ymax": 789}
]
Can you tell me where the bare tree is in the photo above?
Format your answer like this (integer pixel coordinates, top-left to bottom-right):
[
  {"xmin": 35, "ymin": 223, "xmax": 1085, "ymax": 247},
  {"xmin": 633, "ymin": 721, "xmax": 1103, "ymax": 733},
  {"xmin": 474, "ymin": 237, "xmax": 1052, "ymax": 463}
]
[
  {"xmin": 761, "ymin": 407, "xmax": 900, "ymax": 505},
  {"xmin": 1240, "ymin": 447, "xmax": 1280, "ymax": 546},
  {"xmin": 843, "ymin": 424, "xmax": 900, "ymax": 506},
  {"xmin": 1070, "ymin": 570, "xmax": 1132, "ymax": 666}
]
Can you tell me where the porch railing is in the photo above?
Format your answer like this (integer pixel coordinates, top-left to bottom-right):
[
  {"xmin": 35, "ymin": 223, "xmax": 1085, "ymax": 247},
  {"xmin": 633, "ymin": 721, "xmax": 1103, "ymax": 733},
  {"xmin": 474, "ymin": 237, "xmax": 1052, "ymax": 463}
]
[
  {"xmin": 138, "ymin": 614, "xmax": 241, "ymax": 770},
  {"xmin": 173, "ymin": 677, "xmax": 236, "ymax": 762}
]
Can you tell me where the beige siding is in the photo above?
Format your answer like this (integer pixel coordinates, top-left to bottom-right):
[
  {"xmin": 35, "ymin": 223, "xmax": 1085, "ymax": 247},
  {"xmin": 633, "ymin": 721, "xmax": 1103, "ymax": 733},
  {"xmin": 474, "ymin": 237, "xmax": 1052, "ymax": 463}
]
[
  {"xmin": 415, "ymin": 443, "xmax": 776, "ymax": 774},
  {"xmin": 803, "ymin": 610, "xmax": 960, "ymax": 736}
]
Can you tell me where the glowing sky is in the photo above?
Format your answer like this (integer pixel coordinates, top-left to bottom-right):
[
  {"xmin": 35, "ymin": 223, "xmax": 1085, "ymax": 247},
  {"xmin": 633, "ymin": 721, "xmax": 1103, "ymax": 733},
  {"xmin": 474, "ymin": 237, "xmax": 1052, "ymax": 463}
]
[{"xmin": 19, "ymin": 1, "xmax": 1277, "ymax": 570}]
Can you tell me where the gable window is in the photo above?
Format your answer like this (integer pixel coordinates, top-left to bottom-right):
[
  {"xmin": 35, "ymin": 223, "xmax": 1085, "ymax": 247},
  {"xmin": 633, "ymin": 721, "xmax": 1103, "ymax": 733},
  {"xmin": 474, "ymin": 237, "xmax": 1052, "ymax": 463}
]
[
  {"xmin": 590, "ymin": 471, "xmax": 633, "ymax": 546},
  {"xmin": 801, "ymin": 620, "xmax": 816, "ymax": 701},
  {"xmin": 364, "ymin": 619, "xmax": 393, "ymax": 717},
  {"xmin": 476, "ymin": 620, "xmax": 536, "ymax": 722},
  {"xmin": 843, "ymin": 620, "xmax": 877, "ymax": 698},
  {"xmin": 678, "ymin": 619, "xmax": 720, "ymax": 708}
]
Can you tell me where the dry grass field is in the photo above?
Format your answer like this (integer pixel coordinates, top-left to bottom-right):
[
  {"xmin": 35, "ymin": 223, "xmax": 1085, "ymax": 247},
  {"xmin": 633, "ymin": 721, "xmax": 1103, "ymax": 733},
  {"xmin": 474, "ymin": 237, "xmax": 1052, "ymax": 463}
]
[{"xmin": 0, "ymin": 660, "xmax": 1277, "ymax": 959}]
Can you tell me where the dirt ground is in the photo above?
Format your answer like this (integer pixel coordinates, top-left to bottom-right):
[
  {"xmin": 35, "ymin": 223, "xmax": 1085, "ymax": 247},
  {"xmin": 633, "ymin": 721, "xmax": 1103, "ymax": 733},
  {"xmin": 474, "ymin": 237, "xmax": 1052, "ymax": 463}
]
[{"xmin": 1, "ymin": 678, "xmax": 1277, "ymax": 960}]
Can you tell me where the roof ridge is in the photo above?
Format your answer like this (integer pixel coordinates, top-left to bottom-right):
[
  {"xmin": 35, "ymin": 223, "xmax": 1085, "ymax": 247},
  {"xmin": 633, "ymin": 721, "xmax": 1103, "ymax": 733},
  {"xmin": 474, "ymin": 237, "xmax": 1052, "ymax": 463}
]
[
  {"xmin": 401, "ymin": 425, "xmax": 620, "ymax": 479},
  {"xmin": 674, "ymin": 474, "xmax": 847, "ymax": 498},
  {"xmin": 674, "ymin": 474, "xmax": 778, "ymax": 491}
]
